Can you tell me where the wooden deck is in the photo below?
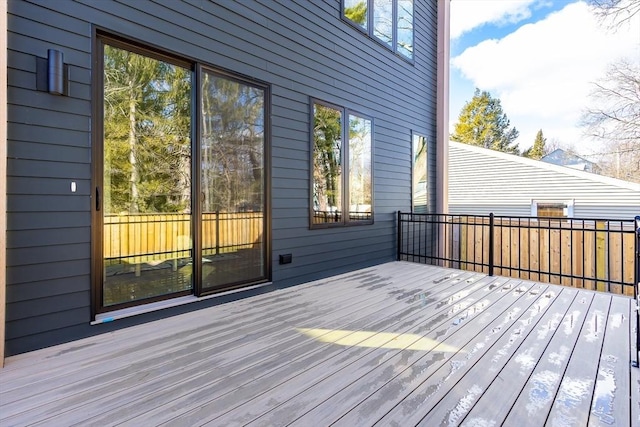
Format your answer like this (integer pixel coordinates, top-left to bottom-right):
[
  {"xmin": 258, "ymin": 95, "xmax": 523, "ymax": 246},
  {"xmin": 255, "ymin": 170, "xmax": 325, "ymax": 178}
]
[{"xmin": 1, "ymin": 262, "xmax": 638, "ymax": 426}]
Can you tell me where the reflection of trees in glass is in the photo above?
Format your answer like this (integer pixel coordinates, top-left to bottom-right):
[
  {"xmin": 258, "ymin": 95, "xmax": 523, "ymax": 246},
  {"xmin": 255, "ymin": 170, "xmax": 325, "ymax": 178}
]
[
  {"xmin": 397, "ymin": 0, "xmax": 414, "ymax": 59},
  {"xmin": 345, "ymin": 0, "xmax": 367, "ymax": 28},
  {"xmin": 412, "ymin": 134, "xmax": 427, "ymax": 212},
  {"xmin": 374, "ymin": 0, "xmax": 393, "ymax": 47},
  {"xmin": 349, "ymin": 115, "xmax": 372, "ymax": 214},
  {"xmin": 344, "ymin": 0, "xmax": 414, "ymax": 59},
  {"xmin": 313, "ymin": 104, "xmax": 342, "ymax": 214},
  {"xmin": 201, "ymin": 72, "xmax": 264, "ymax": 213},
  {"xmin": 103, "ymin": 45, "xmax": 191, "ymax": 214}
]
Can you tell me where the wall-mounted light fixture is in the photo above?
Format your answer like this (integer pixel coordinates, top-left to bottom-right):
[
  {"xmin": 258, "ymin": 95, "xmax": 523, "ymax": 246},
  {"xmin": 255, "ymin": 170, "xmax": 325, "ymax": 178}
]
[
  {"xmin": 47, "ymin": 49, "xmax": 65, "ymax": 95},
  {"xmin": 36, "ymin": 49, "xmax": 69, "ymax": 96}
]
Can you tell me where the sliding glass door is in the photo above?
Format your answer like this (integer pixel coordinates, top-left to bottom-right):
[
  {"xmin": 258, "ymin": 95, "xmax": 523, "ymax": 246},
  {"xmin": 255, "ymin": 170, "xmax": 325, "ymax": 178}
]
[
  {"xmin": 96, "ymin": 36, "xmax": 268, "ymax": 313},
  {"xmin": 101, "ymin": 43, "xmax": 193, "ymax": 307},
  {"xmin": 200, "ymin": 69, "xmax": 266, "ymax": 292}
]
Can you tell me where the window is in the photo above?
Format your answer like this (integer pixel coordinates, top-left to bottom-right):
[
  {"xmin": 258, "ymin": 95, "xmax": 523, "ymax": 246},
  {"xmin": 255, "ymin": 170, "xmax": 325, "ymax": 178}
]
[
  {"xmin": 412, "ymin": 133, "xmax": 427, "ymax": 213},
  {"xmin": 373, "ymin": 0, "xmax": 393, "ymax": 48},
  {"xmin": 343, "ymin": 0, "xmax": 414, "ymax": 60},
  {"xmin": 312, "ymin": 100, "xmax": 372, "ymax": 227},
  {"xmin": 531, "ymin": 200, "xmax": 574, "ymax": 218}
]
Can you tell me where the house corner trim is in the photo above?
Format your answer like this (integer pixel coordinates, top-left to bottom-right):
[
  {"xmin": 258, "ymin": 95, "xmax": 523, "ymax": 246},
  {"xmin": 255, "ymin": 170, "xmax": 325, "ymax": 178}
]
[
  {"xmin": 436, "ymin": 0, "xmax": 450, "ymax": 215},
  {"xmin": 1, "ymin": 0, "xmax": 8, "ymax": 367}
]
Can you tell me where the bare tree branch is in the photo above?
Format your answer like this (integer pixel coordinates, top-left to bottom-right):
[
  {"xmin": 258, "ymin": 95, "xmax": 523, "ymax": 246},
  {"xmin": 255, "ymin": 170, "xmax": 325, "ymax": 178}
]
[
  {"xmin": 582, "ymin": 60, "xmax": 640, "ymax": 182},
  {"xmin": 587, "ymin": 0, "xmax": 640, "ymax": 29}
]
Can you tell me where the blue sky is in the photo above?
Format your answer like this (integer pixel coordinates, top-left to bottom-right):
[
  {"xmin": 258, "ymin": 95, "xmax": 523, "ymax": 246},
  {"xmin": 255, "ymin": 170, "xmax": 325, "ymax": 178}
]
[{"xmin": 449, "ymin": 0, "xmax": 640, "ymax": 155}]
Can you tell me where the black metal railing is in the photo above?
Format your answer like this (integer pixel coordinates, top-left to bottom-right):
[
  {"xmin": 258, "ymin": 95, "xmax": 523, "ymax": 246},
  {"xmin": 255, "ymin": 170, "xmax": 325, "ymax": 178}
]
[{"xmin": 398, "ymin": 211, "xmax": 638, "ymax": 297}]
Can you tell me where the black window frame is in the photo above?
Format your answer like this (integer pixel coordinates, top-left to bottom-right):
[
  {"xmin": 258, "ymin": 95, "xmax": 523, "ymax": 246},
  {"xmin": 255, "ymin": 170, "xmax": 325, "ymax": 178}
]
[
  {"xmin": 341, "ymin": 0, "xmax": 415, "ymax": 63},
  {"xmin": 310, "ymin": 98, "xmax": 374, "ymax": 229}
]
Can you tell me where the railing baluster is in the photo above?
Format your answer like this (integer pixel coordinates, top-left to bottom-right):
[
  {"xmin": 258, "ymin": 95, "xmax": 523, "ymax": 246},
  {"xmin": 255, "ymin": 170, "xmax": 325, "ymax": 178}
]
[{"xmin": 489, "ymin": 213, "xmax": 494, "ymax": 277}]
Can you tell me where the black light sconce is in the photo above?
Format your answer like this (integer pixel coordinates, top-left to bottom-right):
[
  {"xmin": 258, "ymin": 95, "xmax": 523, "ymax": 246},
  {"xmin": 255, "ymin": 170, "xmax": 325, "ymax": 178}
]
[
  {"xmin": 47, "ymin": 49, "xmax": 65, "ymax": 95},
  {"xmin": 36, "ymin": 49, "xmax": 69, "ymax": 96}
]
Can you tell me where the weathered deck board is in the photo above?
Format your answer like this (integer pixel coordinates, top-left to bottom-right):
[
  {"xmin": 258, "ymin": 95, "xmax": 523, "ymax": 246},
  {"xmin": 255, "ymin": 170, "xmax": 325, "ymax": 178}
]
[
  {"xmin": 544, "ymin": 293, "xmax": 612, "ymax": 426},
  {"xmin": 226, "ymin": 277, "xmax": 526, "ymax": 426},
  {"xmin": 0, "ymin": 262, "xmax": 419, "ymax": 376},
  {"xmin": 2, "ymin": 264, "xmax": 447, "ymax": 423},
  {"xmin": 0, "ymin": 261, "xmax": 635, "ymax": 427},
  {"xmin": 415, "ymin": 284, "xmax": 559, "ymax": 426},
  {"xmin": 420, "ymin": 286, "xmax": 575, "ymax": 427},
  {"xmin": 333, "ymin": 285, "xmax": 571, "ymax": 427},
  {"xmin": 102, "ymin": 272, "xmax": 490, "ymax": 426},
  {"xmin": 501, "ymin": 291, "xmax": 598, "ymax": 426},
  {"xmin": 588, "ymin": 296, "xmax": 631, "ymax": 427}
]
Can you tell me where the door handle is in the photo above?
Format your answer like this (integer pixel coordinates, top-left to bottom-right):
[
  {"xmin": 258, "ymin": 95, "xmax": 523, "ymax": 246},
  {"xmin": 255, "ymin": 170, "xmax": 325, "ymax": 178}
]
[{"xmin": 96, "ymin": 187, "xmax": 100, "ymax": 211}]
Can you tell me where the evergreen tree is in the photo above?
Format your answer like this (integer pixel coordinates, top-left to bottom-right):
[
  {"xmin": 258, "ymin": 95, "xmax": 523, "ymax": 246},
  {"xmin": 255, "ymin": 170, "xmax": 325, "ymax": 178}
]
[
  {"xmin": 524, "ymin": 129, "xmax": 547, "ymax": 160},
  {"xmin": 451, "ymin": 88, "xmax": 520, "ymax": 154}
]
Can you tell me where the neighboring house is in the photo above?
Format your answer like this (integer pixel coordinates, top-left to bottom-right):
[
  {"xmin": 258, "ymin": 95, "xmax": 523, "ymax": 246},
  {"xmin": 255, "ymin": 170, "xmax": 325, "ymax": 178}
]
[
  {"xmin": 541, "ymin": 148, "xmax": 600, "ymax": 173},
  {"xmin": 0, "ymin": 1, "xmax": 449, "ymax": 359},
  {"xmin": 448, "ymin": 141, "xmax": 640, "ymax": 219}
]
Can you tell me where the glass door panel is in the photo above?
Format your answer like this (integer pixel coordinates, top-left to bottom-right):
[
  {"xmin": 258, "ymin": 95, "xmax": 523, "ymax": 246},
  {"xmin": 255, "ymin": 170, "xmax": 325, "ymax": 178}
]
[
  {"xmin": 102, "ymin": 44, "xmax": 193, "ymax": 306},
  {"xmin": 200, "ymin": 70, "xmax": 266, "ymax": 291}
]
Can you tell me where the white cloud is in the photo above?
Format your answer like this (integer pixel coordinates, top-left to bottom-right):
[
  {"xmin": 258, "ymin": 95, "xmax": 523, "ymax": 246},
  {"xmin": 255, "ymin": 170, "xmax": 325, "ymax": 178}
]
[
  {"xmin": 451, "ymin": 1, "xmax": 640, "ymax": 154},
  {"xmin": 450, "ymin": 0, "xmax": 539, "ymax": 39}
]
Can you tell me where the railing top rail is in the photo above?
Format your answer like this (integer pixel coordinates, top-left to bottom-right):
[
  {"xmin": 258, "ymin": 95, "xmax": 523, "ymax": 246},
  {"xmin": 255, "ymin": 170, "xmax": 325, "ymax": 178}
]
[{"xmin": 398, "ymin": 211, "xmax": 636, "ymax": 224}]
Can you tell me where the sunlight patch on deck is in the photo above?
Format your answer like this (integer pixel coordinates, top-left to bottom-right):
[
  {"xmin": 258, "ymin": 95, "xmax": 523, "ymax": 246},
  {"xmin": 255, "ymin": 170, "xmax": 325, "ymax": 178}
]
[{"xmin": 296, "ymin": 328, "xmax": 462, "ymax": 352}]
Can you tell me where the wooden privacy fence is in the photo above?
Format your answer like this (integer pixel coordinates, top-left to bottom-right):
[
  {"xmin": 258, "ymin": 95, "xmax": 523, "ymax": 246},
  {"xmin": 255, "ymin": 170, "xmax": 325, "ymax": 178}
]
[
  {"xmin": 398, "ymin": 212, "xmax": 638, "ymax": 296},
  {"xmin": 104, "ymin": 212, "xmax": 263, "ymax": 265}
]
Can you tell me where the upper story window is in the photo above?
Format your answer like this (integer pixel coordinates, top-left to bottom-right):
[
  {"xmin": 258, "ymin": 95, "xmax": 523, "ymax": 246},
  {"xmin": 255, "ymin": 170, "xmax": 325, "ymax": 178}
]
[
  {"xmin": 312, "ymin": 100, "xmax": 373, "ymax": 228},
  {"xmin": 343, "ymin": 0, "xmax": 414, "ymax": 61}
]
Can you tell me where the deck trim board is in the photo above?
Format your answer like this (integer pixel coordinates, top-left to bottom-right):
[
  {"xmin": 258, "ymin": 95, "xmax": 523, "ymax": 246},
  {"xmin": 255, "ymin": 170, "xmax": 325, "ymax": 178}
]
[
  {"xmin": 1, "ymin": 265, "xmax": 453, "ymax": 422},
  {"xmin": 0, "ymin": 262, "xmax": 633, "ymax": 427}
]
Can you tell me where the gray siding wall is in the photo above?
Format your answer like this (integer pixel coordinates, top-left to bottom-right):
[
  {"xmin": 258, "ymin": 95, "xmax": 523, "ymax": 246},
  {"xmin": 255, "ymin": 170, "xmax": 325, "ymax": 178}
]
[
  {"xmin": 5, "ymin": 0, "xmax": 438, "ymax": 355},
  {"xmin": 448, "ymin": 142, "xmax": 640, "ymax": 219}
]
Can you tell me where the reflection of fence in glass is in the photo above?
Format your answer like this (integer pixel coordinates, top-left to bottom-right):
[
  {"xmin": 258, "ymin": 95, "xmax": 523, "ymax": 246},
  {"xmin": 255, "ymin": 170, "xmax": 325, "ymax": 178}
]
[
  {"xmin": 313, "ymin": 210, "xmax": 372, "ymax": 224},
  {"xmin": 398, "ymin": 212, "xmax": 637, "ymax": 296},
  {"xmin": 104, "ymin": 212, "xmax": 263, "ymax": 265},
  {"xmin": 202, "ymin": 212, "xmax": 263, "ymax": 256}
]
